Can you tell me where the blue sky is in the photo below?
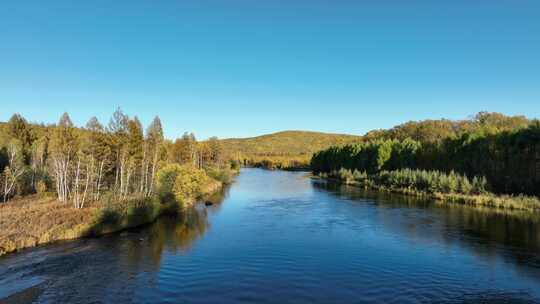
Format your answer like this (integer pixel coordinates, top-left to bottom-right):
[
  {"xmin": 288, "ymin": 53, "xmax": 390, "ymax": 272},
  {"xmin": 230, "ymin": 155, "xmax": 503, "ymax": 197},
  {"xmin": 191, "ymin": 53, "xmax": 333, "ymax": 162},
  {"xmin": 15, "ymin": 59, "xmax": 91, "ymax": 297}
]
[{"xmin": 1, "ymin": 1, "xmax": 539, "ymax": 139}]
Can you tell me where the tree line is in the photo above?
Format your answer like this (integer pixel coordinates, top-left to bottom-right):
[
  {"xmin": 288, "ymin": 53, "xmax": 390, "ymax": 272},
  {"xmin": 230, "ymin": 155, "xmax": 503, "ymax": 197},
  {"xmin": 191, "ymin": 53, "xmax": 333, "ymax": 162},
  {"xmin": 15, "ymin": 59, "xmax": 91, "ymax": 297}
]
[
  {"xmin": 0, "ymin": 109, "xmax": 228, "ymax": 206},
  {"xmin": 311, "ymin": 112, "xmax": 540, "ymax": 196}
]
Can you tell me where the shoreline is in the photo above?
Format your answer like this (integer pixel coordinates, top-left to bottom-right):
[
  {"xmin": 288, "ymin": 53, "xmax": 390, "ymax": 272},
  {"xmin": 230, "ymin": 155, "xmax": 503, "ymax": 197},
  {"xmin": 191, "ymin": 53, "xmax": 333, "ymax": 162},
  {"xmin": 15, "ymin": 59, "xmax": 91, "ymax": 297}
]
[
  {"xmin": 0, "ymin": 179, "xmax": 225, "ymax": 257},
  {"xmin": 313, "ymin": 176, "xmax": 540, "ymax": 213}
]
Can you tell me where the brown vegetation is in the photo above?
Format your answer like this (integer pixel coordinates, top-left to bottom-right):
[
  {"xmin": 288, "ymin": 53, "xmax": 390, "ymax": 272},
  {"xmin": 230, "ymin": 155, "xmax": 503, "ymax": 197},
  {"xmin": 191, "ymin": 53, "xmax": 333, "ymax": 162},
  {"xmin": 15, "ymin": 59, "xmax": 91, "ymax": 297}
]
[
  {"xmin": 0, "ymin": 172, "xmax": 225, "ymax": 256},
  {"xmin": 0, "ymin": 195, "xmax": 97, "ymax": 255},
  {"xmin": 0, "ymin": 110, "xmax": 236, "ymax": 256}
]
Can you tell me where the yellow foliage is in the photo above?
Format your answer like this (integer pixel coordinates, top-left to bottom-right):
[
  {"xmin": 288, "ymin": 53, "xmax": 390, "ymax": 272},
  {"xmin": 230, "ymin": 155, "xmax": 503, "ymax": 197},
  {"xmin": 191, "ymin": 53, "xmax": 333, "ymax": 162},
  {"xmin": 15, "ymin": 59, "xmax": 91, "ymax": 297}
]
[
  {"xmin": 173, "ymin": 166, "xmax": 209, "ymax": 202},
  {"xmin": 156, "ymin": 164, "xmax": 214, "ymax": 204}
]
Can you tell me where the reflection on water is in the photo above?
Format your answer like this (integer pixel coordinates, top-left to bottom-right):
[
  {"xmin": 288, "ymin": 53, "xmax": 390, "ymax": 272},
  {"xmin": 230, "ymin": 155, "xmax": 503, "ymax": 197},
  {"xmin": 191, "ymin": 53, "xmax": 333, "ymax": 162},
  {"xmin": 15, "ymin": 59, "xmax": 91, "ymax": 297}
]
[
  {"xmin": 313, "ymin": 181, "xmax": 540, "ymax": 283},
  {"xmin": 0, "ymin": 193, "xmax": 225, "ymax": 304},
  {"xmin": 1, "ymin": 169, "xmax": 540, "ymax": 304},
  {"xmin": 123, "ymin": 208, "xmax": 212, "ymax": 271},
  {"xmin": 314, "ymin": 181, "xmax": 540, "ymax": 255}
]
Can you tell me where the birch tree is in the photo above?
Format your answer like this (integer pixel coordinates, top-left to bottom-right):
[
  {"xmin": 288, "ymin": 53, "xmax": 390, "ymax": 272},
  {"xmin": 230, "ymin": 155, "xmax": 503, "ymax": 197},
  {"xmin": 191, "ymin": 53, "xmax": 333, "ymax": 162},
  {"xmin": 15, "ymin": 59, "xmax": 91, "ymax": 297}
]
[
  {"xmin": 49, "ymin": 113, "xmax": 78, "ymax": 203},
  {"xmin": 2, "ymin": 140, "xmax": 24, "ymax": 202},
  {"xmin": 84, "ymin": 117, "xmax": 112, "ymax": 201},
  {"xmin": 145, "ymin": 116, "xmax": 164, "ymax": 196},
  {"xmin": 108, "ymin": 108, "xmax": 129, "ymax": 197},
  {"xmin": 122, "ymin": 116, "xmax": 144, "ymax": 198},
  {"xmin": 30, "ymin": 135, "xmax": 49, "ymax": 193}
]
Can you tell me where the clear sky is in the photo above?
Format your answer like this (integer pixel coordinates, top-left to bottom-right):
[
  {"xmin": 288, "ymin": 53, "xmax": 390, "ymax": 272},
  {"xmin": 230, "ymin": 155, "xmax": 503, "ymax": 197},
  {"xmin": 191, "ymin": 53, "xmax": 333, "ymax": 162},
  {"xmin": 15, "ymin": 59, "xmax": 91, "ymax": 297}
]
[{"xmin": 1, "ymin": 1, "xmax": 539, "ymax": 139}]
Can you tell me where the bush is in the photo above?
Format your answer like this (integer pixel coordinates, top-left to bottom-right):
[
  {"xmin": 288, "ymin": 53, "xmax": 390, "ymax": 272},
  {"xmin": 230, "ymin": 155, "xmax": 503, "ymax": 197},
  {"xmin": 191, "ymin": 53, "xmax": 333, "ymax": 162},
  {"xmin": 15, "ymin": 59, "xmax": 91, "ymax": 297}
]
[
  {"xmin": 157, "ymin": 164, "xmax": 210, "ymax": 203},
  {"xmin": 472, "ymin": 176, "xmax": 488, "ymax": 194},
  {"xmin": 36, "ymin": 180, "xmax": 48, "ymax": 194},
  {"xmin": 207, "ymin": 167, "xmax": 234, "ymax": 184},
  {"xmin": 173, "ymin": 166, "xmax": 209, "ymax": 202},
  {"xmin": 338, "ymin": 168, "xmax": 355, "ymax": 184},
  {"xmin": 156, "ymin": 164, "xmax": 184, "ymax": 202},
  {"xmin": 458, "ymin": 175, "xmax": 473, "ymax": 194},
  {"xmin": 326, "ymin": 167, "xmax": 491, "ymax": 196},
  {"xmin": 230, "ymin": 159, "xmax": 241, "ymax": 171}
]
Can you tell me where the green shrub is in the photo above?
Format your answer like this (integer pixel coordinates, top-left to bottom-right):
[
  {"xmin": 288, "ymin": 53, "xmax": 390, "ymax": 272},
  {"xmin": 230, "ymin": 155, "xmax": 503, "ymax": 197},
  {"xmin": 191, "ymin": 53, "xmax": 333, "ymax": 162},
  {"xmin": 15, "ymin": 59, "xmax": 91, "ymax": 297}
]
[
  {"xmin": 230, "ymin": 159, "xmax": 241, "ymax": 171},
  {"xmin": 156, "ymin": 164, "xmax": 184, "ymax": 202},
  {"xmin": 338, "ymin": 168, "xmax": 354, "ymax": 184},
  {"xmin": 326, "ymin": 167, "xmax": 491, "ymax": 196},
  {"xmin": 458, "ymin": 175, "xmax": 473, "ymax": 194},
  {"xmin": 472, "ymin": 176, "xmax": 488, "ymax": 194}
]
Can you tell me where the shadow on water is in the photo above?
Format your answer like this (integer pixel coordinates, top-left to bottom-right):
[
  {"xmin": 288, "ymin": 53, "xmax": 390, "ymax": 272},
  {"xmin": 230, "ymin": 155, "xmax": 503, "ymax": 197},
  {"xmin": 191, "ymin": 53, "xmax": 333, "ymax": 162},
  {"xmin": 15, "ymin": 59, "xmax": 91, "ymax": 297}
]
[
  {"xmin": 0, "ymin": 190, "xmax": 229, "ymax": 304},
  {"xmin": 313, "ymin": 180, "xmax": 540, "ymax": 275}
]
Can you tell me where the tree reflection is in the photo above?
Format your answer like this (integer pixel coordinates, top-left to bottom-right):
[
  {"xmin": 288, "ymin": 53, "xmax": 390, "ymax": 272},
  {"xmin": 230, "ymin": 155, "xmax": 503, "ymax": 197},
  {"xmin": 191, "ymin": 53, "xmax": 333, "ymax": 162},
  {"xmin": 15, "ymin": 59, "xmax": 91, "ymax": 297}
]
[
  {"xmin": 121, "ymin": 187, "xmax": 230, "ymax": 270},
  {"xmin": 312, "ymin": 180, "xmax": 540, "ymax": 274}
]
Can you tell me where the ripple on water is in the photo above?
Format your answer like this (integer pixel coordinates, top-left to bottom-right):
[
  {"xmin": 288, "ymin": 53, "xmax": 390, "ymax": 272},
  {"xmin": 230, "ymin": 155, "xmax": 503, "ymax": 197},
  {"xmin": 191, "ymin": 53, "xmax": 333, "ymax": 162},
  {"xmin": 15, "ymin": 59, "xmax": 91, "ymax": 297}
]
[{"xmin": 2, "ymin": 169, "xmax": 540, "ymax": 303}]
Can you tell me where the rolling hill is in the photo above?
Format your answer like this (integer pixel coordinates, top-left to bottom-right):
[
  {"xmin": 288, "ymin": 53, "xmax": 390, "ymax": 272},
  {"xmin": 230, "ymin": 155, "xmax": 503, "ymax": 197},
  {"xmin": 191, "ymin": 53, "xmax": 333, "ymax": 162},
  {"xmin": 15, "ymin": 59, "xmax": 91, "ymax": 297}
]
[{"xmin": 220, "ymin": 131, "xmax": 362, "ymax": 169}]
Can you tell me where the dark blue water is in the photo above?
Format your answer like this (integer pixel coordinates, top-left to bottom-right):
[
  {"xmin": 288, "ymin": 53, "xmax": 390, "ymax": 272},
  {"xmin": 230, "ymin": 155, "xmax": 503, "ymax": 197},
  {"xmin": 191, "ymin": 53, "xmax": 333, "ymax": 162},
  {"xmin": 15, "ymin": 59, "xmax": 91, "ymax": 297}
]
[{"xmin": 1, "ymin": 168, "xmax": 540, "ymax": 303}]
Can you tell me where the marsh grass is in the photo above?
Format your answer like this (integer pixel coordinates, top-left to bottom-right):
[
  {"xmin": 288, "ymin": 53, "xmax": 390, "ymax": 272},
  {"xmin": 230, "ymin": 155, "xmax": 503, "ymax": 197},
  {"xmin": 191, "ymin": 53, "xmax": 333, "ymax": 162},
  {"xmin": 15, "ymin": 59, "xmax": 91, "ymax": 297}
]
[{"xmin": 320, "ymin": 168, "xmax": 540, "ymax": 212}]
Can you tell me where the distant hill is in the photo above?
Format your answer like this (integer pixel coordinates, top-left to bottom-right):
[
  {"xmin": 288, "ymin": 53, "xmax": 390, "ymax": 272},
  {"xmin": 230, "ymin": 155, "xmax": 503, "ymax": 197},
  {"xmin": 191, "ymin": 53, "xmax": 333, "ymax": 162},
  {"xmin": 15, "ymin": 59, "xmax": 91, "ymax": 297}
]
[
  {"xmin": 220, "ymin": 131, "xmax": 361, "ymax": 169},
  {"xmin": 221, "ymin": 130, "xmax": 361, "ymax": 156}
]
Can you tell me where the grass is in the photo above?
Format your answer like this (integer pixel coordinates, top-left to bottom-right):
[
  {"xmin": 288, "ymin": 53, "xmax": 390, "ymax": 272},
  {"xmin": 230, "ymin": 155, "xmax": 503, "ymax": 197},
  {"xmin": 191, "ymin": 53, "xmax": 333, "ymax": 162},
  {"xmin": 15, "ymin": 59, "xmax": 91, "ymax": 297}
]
[
  {"xmin": 0, "ymin": 177, "xmax": 225, "ymax": 256},
  {"xmin": 316, "ymin": 170, "xmax": 540, "ymax": 213},
  {"xmin": 375, "ymin": 185, "xmax": 540, "ymax": 212},
  {"xmin": 0, "ymin": 194, "xmax": 98, "ymax": 255}
]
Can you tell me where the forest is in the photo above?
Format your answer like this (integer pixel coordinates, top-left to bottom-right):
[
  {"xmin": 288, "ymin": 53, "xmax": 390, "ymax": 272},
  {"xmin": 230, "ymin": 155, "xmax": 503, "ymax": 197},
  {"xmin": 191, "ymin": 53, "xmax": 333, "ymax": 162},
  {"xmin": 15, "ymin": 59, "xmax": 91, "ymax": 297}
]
[
  {"xmin": 311, "ymin": 112, "xmax": 540, "ymax": 197},
  {"xmin": 0, "ymin": 109, "xmax": 234, "ymax": 205},
  {"xmin": 0, "ymin": 109, "xmax": 235, "ymax": 255}
]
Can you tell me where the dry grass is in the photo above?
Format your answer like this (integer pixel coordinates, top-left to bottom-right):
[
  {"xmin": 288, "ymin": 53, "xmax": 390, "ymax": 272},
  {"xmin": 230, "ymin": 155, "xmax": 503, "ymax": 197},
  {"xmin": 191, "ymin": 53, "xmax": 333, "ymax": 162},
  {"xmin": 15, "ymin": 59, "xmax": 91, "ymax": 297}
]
[
  {"xmin": 0, "ymin": 195, "xmax": 100, "ymax": 256},
  {"xmin": 0, "ymin": 178, "xmax": 225, "ymax": 256}
]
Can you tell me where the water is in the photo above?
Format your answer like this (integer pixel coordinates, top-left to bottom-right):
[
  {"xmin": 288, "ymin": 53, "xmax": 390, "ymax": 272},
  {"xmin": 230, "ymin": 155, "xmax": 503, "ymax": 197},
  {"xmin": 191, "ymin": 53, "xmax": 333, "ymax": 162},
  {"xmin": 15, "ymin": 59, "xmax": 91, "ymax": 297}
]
[{"xmin": 1, "ymin": 168, "xmax": 540, "ymax": 303}]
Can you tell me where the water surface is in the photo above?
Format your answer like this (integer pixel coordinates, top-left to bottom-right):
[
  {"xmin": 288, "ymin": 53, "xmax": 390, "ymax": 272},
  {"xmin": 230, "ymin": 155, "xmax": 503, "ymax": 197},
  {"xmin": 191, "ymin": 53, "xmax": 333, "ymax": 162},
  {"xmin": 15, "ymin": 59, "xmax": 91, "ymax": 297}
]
[{"xmin": 1, "ymin": 168, "xmax": 540, "ymax": 303}]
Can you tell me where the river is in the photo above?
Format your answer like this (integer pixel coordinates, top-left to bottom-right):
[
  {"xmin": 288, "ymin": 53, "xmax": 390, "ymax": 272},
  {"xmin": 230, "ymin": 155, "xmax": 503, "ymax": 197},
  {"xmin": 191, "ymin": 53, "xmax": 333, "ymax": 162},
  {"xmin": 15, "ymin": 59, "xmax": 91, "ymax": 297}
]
[{"xmin": 1, "ymin": 168, "xmax": 540, "ymax": 303}]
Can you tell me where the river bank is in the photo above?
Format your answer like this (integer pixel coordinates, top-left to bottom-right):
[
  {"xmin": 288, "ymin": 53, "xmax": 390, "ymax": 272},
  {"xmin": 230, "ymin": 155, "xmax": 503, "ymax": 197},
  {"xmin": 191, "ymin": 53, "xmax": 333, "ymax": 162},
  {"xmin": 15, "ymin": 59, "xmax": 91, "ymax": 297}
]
[
  {"xmin": 313, "ymin": 174, "xmax": 540, "ymax": 213},
  {"xmin": 2, "ymin": 168, "xmax": 540, "ymax": 303},
  {"xmin": 0, "ymin": 178, "xmax": 225, "ymax": 257}
]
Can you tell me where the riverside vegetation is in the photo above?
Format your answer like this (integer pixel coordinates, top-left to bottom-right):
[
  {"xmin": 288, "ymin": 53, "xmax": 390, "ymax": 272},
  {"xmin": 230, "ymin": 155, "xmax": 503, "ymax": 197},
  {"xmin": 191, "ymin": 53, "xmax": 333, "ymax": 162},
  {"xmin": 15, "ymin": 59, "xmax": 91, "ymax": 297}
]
[
  {"xmin": 2, "ymin": 111, "xmax": 539, "ymax": 254},
  {"xmin": 0, "ymin": 109, "xmax": 237, "ymax": 255},
  {"xmin": 312, "ymin": 112, "xmax": 540, "ymax": 211},
  {"xmin": 318, "ymin": 168, "xmax": 540, "ymax": 212}
]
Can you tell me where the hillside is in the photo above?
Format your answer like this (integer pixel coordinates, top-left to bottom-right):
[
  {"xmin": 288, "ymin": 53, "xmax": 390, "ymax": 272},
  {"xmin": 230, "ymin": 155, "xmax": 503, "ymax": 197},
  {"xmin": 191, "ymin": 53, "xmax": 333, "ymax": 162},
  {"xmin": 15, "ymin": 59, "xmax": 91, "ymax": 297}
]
[{"xmin": 220, "ymin": 131, "xmax": 361, "ymax": 169}]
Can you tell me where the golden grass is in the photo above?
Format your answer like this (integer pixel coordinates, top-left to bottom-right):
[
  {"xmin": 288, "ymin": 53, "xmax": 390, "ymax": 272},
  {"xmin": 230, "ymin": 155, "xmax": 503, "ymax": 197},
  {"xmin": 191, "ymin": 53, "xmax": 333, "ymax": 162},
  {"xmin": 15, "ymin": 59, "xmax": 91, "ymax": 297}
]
[
  {"xmin": 0, "ymin": 177, "xmax": 225, "ymax": 256},
  {"xmin": 0, "ymin": 195, "xmax": 99, "ymax": 256}
]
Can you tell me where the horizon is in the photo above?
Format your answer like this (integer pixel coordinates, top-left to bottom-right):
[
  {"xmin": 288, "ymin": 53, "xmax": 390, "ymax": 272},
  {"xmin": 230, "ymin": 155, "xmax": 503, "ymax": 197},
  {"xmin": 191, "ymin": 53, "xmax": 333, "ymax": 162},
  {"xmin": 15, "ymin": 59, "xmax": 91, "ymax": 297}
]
[
  {"xmin": 1, "ymin": 110, "xmax": 536, "ymax": 141},
  {"xmin": 2, "ymin": 1, "xmax": 539, "ymax": 139}
]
